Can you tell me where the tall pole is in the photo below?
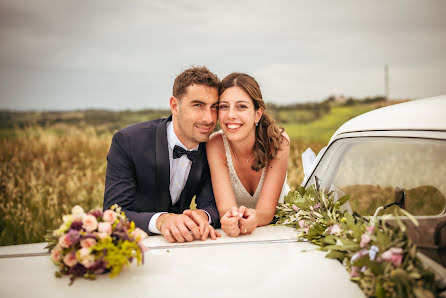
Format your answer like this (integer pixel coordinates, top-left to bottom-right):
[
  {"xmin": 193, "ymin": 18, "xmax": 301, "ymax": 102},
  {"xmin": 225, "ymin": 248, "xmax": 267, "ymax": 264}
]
[{"xmin": 385, "ymin": 64, "xmax": 389, "ymax": 100}]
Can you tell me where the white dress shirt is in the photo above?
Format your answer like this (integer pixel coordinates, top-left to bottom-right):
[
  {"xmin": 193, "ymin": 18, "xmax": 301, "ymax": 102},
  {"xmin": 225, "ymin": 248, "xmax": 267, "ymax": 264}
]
[{"xmin": 148, "ymin": 121, "xmax": 211, "ymax": 234}]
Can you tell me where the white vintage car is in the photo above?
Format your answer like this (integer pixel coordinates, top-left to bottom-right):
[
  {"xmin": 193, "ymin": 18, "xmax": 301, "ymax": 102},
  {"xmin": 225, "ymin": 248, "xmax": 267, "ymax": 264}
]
[{"xmin": 1, "ymin": 96, "xmax": 445, "ymax": 298}]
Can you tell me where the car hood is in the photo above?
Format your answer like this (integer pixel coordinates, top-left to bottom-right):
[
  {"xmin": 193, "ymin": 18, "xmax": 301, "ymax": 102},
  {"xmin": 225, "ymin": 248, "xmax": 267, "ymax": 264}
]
[{"xmin": 0, "ymin": 226, "xmax": 364, "ymax": 298}]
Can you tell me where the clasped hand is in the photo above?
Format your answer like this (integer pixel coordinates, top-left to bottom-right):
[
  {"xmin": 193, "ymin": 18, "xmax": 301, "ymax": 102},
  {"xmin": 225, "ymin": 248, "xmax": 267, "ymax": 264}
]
[
  {"xmin": 220, "ymin": 206, "xmax": 257, "ymax": 237},
  {"xmin": 159, "ymin": 210, "xmax": 221, "ymax": 243}
]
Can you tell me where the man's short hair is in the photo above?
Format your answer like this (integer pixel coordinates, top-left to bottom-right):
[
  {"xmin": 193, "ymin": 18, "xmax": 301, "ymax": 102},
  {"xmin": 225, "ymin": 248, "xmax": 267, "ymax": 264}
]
[{"xmin": 173, "ymin": 66, "xmax": 220, "ymax": 100}]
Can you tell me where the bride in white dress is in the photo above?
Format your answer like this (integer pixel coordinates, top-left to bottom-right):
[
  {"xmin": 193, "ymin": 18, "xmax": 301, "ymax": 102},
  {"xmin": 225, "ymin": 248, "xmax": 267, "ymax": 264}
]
[{"xmin": 207, "ymin": 73, "xmax": 290, "ymax": 237}]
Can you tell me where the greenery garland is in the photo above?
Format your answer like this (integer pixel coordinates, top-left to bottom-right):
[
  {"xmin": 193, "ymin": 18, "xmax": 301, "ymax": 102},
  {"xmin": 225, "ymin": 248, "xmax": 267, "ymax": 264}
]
[{"xmin": 275, "ymin": 185, "xmax": 439, "ymax": 297}]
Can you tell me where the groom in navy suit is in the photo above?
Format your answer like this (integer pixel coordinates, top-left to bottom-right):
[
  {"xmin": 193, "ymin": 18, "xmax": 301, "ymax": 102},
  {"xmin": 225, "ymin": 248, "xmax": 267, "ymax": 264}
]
[{"xmin": 104, "ymin": 66, "xmax": 221, "ymax": 243}]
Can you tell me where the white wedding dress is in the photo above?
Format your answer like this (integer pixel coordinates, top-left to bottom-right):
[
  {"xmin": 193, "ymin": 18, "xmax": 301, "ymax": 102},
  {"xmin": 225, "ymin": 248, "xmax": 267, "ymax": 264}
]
[{"xmin": 220, "ymin": 131, "xmax": 290, "ymax": 209}]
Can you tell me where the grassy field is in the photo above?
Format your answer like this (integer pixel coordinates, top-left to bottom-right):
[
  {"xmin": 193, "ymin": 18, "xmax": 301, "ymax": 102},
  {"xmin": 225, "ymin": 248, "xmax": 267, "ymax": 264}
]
[
  {"xmin": 0, "ymin": 100, "xmax": 395, "ymax": 246},
  {"xmin": 283, "ymin": 104, "xmax": 380, "ymax": 143}
]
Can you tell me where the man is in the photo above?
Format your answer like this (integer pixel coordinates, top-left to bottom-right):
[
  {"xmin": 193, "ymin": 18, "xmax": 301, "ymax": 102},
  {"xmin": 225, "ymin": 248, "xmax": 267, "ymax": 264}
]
[{"xmin": 104, "ymin": 66, "xmax": 221, "ymax": 243}]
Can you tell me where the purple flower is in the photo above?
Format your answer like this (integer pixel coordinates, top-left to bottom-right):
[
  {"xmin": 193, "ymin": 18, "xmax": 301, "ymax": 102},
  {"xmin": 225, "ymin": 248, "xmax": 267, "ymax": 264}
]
[
  {"xmin": 70, "ymin": 220, "xmax": 83, "ymax": 231},
  {"xmin": 67, "ymin": 229, "xmax": 80, "ymax": 244},
  {"xmin": 89, "ymin": 209, "xmax": 103, "ymax": 219}
]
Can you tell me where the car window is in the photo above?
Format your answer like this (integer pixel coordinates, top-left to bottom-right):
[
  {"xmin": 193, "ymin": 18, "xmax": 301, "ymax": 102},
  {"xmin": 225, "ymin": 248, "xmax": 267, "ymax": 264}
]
[{"xmin": 306, "ymin": 137, "xmax": 446, "ymax": 216}]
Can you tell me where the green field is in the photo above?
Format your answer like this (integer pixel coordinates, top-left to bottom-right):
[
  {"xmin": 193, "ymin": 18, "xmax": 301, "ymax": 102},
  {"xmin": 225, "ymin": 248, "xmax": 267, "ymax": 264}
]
[{"xmin": 282, "ymin": 105, "xmax": 377, "ymax": 143}]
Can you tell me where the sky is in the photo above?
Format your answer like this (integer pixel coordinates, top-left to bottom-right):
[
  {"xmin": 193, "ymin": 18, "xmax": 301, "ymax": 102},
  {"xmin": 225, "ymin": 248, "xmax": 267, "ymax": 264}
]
[{"xmin": 0, "ymin": 0, "xmax": 445, "ymax": 111}]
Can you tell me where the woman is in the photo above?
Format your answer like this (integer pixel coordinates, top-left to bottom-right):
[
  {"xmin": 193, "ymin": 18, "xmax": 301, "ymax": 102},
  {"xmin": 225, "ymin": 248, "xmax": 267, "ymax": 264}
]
[{"xmin": 207, "ymin": 73, "xmax": 290, "ymax": 237}]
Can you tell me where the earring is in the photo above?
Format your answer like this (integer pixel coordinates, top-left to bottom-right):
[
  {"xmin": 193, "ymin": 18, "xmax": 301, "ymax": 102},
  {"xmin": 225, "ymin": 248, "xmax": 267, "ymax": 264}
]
[{"xmin": 255, "ymin": 122, "xmax": 258, "ymax": 127}]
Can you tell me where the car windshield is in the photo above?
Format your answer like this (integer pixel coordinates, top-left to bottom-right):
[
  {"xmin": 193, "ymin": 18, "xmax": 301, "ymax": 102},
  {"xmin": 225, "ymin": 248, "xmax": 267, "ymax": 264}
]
[{"xmin": 306, "ymin": 136, "xmax": 446, "ymax": 216}]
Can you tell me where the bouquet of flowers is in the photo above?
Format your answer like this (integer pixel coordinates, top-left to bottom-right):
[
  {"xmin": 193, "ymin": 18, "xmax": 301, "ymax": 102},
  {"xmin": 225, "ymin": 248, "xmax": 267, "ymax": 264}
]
[
  {"xmin": 46, "ymin": 204, "xmax": 148, "ymax": 285},
  {"xmin": 275, "ymin": 185, "xmax": 438, "ymax": 297}
]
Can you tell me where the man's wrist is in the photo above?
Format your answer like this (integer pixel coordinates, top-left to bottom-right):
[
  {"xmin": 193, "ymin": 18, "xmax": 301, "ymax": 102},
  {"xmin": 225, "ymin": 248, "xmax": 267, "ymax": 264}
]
[
  {"xmin": 197, "ymin": 209, "xmax": 212, "ymax": 224},
  {"xmin": 156, "ymin": 213, "xmax": 173, "ymax": 232}
]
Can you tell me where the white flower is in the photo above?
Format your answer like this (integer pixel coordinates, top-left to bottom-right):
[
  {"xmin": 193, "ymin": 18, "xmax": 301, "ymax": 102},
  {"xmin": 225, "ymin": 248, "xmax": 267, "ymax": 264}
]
[
  {"xmin": 71, "ymin": 205, "xmax": 85, "ymax": 220},
  {"xmin": 77, "ymin": 247, "xmax": 95, "ymax": 268}
]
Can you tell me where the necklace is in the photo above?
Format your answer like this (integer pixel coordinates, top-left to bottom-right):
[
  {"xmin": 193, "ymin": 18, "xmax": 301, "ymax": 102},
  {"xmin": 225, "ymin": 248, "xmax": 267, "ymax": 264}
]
[
  {"xmin": 245, "ymin": 152, "xmax": 254, "ymax": 163},
  {"xmin": 229, "ymin": 141, "xmax": 254, "ymax": 163}
]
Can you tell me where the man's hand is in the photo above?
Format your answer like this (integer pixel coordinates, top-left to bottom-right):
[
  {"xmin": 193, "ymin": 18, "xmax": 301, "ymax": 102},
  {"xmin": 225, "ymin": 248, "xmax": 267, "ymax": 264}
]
[
  {"xmin": 238, "ymin": 206, "xmax": 257, "ymax": 235},
  {"xmin": 220, "ymin": 206, "xmax": 243, "ymax": 237},
  {"xmin": 183, "ymin": 209, "xmax": 221, "ymax": 241},
  {"xmin": 158, "ymin": 213, "xmax": 201, "ymax": 243}
]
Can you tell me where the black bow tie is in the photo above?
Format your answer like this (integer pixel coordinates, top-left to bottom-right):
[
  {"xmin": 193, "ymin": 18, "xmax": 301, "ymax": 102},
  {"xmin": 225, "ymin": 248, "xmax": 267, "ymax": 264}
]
[{"xmin": 173, "ymin": 145, "xmax": 201, "ymax": 162}]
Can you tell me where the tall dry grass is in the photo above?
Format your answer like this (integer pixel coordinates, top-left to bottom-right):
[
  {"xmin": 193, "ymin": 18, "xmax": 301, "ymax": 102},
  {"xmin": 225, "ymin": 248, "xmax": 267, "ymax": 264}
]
[
  {"xmin": 0, "ymin": 126, "xmax": 111, "ymax": 246},
  {"xmin": 0, "ymin": 125, "xmax": 325, "ymax": 246}
]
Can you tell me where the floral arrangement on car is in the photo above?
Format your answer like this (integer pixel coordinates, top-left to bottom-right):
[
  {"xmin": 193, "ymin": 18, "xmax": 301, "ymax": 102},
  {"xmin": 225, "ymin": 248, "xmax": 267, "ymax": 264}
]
[
  {"xmin": 45, "ymin": 204, "xmax": 148, "ymax": 285},
  {"xmin": 275, "ymin": 185, "xmax": 439, "ymax": 297}
]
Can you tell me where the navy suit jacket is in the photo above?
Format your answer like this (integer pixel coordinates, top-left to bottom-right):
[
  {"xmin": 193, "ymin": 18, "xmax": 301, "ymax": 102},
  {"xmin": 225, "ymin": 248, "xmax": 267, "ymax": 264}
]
[{"xmin": 103, "ymin": 116, "xmax": 220, "ymax": 234}]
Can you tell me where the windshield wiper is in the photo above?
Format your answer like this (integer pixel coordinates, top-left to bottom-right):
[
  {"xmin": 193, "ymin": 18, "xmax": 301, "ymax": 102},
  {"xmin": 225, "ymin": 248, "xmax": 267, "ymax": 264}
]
[
  {"xmin": 383, "ymin": 187, "xmax": 406, "ymax": 210},
  {"xmin": 373, "ymin": 187, "xmax": 406, "ymax": 218}
]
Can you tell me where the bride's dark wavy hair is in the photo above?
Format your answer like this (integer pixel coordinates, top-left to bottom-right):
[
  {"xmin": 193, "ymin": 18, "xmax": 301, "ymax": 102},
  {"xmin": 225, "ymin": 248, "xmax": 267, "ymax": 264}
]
[{"xmin": 219, "ymin": 73, "xmax": 286, "ymax": 171}]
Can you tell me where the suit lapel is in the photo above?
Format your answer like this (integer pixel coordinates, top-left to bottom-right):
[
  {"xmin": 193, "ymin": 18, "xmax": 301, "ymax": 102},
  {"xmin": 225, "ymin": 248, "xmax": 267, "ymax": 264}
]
[
  {"xmin": 155, "ymin": 116, "xmax": 171, "ymax": 211},
  {"xmin": 179, "ymin": 142, "xmax": 204, "ymax": 211}
]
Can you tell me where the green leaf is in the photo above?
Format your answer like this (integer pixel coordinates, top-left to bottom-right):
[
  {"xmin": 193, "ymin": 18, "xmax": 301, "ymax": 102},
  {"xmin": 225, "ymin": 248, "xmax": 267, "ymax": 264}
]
[
  {"xmin": 323, "ymin": 235, "xmax": 337, "ymax": 245},
  {"xmin": 325, "ymin": 250, "xmax": 345, "ymax": 260},
  {"xmin": 376, "ymin": 230, "xmax": 392, "ymax": 250},
  {"xmin": 337, "ymin": 195, "xmax": 350, "ymax": 206},
  {"xmin": 354, "ymin": 257, "xmax": 384, "ymax": 276},
  {"xmin": 375, "ymin": 280, "xmax": 386, "ymax": 298}
]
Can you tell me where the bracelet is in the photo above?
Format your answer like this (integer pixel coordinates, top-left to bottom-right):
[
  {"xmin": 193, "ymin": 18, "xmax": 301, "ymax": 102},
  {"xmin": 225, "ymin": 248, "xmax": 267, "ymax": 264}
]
[{"xmin": 157, "ymin": 213, "xmax": 172, "ymax": 233}]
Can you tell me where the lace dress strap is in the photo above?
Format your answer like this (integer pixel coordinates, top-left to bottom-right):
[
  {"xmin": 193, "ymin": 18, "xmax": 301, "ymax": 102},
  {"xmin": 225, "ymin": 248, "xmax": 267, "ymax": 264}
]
[{"xmin": 220, "ymin": 131, "xmax": 265, "ymax": 209}]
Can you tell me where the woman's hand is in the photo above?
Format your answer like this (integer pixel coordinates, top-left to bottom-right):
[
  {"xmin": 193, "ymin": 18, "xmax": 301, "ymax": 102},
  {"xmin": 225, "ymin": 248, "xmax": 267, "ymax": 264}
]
[
  {"xmin": 220, "ymin": 206, "xmax": 243, "ymax": 237},
  {"xmin": 238, "ymin": 206, "xmax": 257, "ymax": 235}
]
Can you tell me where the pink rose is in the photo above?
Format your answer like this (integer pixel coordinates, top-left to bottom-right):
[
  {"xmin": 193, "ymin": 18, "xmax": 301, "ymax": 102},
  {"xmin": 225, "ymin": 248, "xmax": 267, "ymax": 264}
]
[
  {"xmin": 51, "ymin": 245, "xmax": 63, "ymax": 264},
  {"xmin": 80, "ymin": 238, "xmax": 97, "ymax": 248},
  {"xmin": 98, "ymin": 222, "xmax": 112, "ymax": 235},
  {"xmin": 360, "ymin": 233, "xmax": 371, "ymax": 248},
  {"xmin": 130, "ymin": 227, "xmax": 148, "ymax": 242},
  {"xmin": 63, "ymin": 251, "xmax": 78, "ymax": 267},
  {"xmin": 82, "ymin": 215, "xmax": 98, "ymax": 232},
  {"xmin": 350, "ymin": 266, "xmax": 360, "ymax": 277},
  {"xmin": 103, "ymin": 210, "xmax": 117, "ymax": 223},
  {"xmin": 381, "ymin": 247, "xmax": 403, "ymax": 266},
  {"xmin": 313, "ymin": 203, "xmax": 321, "ymax": 210},
  {"xmin": 366, "ymin": 226, "xmax": 374, "ymax": 234},
  {"xmin": 58, "ymin": 234, "xmax": 71, "ymax": 248}
]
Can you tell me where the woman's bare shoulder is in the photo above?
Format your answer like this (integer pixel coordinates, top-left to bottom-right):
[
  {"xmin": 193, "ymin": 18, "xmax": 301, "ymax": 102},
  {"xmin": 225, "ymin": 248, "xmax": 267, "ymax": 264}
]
[
  {"xmin": 206, "ymin": 131, "xmax": 225, "ymax": 153},
  {"xmin": 280, "ymin": 130, "xmax": 290, "ymax": 149}
]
